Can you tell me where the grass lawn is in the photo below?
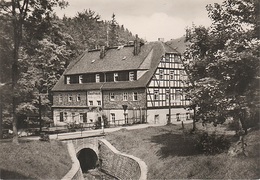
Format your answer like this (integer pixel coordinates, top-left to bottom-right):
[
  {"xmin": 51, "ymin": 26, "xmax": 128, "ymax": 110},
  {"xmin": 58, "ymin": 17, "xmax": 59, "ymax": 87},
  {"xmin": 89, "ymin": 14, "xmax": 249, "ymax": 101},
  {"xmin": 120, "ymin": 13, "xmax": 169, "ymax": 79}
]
[
  {"xmin": 105, "ymin": 123, "xmax": 260, "ymax": 179},
  {"xmin": 0, "ymin": 139, "xmax": 71, "ymax": 179}
]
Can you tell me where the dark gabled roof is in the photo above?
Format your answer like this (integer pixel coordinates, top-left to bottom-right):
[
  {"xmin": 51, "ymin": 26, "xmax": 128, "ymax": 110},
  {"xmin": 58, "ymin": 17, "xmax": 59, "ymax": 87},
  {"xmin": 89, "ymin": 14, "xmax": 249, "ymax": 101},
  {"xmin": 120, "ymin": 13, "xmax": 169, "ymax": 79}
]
[
  {"xmin": 52, "ymin": 41, "xmax": 180, "ymax": 92},
  {"xmin": 166, "ymin": 36, "xmax": 188, "ymax": 54}
]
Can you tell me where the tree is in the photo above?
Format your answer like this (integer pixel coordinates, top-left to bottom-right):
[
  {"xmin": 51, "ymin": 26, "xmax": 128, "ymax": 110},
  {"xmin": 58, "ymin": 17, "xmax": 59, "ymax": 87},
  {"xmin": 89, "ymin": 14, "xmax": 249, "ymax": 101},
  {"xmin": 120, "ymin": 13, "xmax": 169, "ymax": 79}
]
[
  {"xmin": 108, "ymin": 13, "xmax": 119, "ymax": 47},
  {"xmin": 184, "ymin": 0, "xmax": 260, "ymax": 134},
  {"xmin": 0, "ymin": 0, "xmax": 68, "ymax": 144},
  {"xmin": 62, "ymin": 9, "xmax": 102, "ymax": 52}
]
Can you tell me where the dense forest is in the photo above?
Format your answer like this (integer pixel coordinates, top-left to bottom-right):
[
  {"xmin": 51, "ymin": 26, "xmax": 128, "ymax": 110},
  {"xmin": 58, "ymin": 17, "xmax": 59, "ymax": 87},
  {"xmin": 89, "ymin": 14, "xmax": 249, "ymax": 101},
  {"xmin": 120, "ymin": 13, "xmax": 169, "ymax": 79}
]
[{"xmin": 0, "ymin": 3, "xmax": 135, "ymax": 131}]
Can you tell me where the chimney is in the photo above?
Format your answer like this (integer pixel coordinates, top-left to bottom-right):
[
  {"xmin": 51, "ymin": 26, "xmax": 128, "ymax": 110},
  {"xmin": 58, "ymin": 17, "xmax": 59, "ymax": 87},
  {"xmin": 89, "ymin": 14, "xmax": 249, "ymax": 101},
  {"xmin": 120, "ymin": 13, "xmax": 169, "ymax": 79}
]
[
  {"xmin": 133, "ymin": 34, "xmax": 141, "ymax": 56},
  {"xmin": 158, "ymin": 38, "xmax": 164, "ymax": 42},
  {"xmin": 100, "ymin": 46, "xmax": 106, "ymax": 59}
]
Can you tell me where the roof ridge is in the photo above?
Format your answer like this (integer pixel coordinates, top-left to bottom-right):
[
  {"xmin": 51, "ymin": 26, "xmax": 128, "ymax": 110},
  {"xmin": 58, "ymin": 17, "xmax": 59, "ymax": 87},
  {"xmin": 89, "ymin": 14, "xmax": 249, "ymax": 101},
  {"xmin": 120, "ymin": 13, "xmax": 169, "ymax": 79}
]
[{"xmin": 163, "ymin": 42, "xmax": 181, "ymax": 54}]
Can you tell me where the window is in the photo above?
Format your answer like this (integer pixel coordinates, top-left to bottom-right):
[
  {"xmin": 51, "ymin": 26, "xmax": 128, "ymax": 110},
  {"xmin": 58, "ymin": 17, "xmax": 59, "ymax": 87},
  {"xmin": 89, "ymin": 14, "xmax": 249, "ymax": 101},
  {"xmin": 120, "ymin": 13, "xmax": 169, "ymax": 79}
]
[
  {"xmin": 170, "ymin": 70, "xmax": 174, "ymax": 80},
  {"xmin": 66, "ymin": 76, "xmax": 70, "ymax": 84},
  {"xmin": 68, "ymin": 94, "xmax": 72, "ymax": 102},
  {"xmin": 166, "ymin": 90, "xmax": 169, "ymax": 100},
  {"xmin": 64, "ymin": 112, "xmax": 68, "ymax": 121},
  {"xmin": 89, "ymin": 101, "xmax": 93, "ymax": 106},
  {"xmin": 123, "ymin": 92, "xmax": 128, "ymax": 101},
  {"xmin": 129, "ymin": 71, "xmax": 134, "ymax": 81},
  {"xmin": 110, "ymin": 93, "xmax": 115, "ymax": 101},
  {"xmin": 79, "ymin": 75, "xmax": 83, "ymax": 84},
  {"xmin": 154, "ymin": 90, "xmax": 159, "ymax": 100},
  {"xmin": 111, "ymin": 113, "xmax": 115, "ymax": 123},
  {"xmin": 176, "ymin": 89, "xmax": 181, "ymax": 100},
  {"xmin": 186, "ymin": 113, "xmax": 190, "ymax": 120},
  {"xmin": 60, "ymin": 112, "xmax": 64, "ymax": 122},
  {"xmin": 166, "ymin": 114, "xmax": 169, "ymax": 121},
  {"xmin": 97, "ymin": 101, "xmax": 101, "ymax": 106},
  {"xmin": 96, "ymin": 74, "xmax": 100, "ymax": 82},
  {"xmin": 80, "ymin": 113, "xmax": 84, "ymax": 123},
  {"xmin": 133, "ymin": 92, "xmax": 138, "ymax": 101},
  {"xmin": 77, "ymin": 94, "xmax": 81, "ymax": 101},
  {"xmin": 165, "ymin": 54, "xmax": 170, "ymax": 61},
  {"xmin": 176, "ymin": 113, "xmax": 180, "ymax": 121},
  {"xmin": 114, "ymin": 73, "xmax": 118, "ymax": 82},
  {"xmin": 159, "ymin": 69, "xmax": 164, "ymax": 79},
  {"xmin": 174, "ymin": 70, "xmax": 180, "ymax": 80},
  {"xmin": 72, "ymin": 113, "xmax": 75, "ymax": 122},
  {"xmin": 58, "ymin": 94, "xmax": 62, "ymax": 103}
]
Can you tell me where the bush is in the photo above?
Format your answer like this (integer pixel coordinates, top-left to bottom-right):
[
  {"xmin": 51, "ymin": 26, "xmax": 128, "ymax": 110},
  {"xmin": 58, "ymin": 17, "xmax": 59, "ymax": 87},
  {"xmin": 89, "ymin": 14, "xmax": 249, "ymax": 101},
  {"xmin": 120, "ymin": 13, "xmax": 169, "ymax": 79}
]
[
  {"xmin": 94, "ymin": 115, "xmax": 109, "ymax": 129},
  {"xmin": 39, "ymin": 133, "xmax": 50, "ymax": 141},
  {"xmin": 196, "ymin": 132, "xmax": 231, "ymax": 155}
]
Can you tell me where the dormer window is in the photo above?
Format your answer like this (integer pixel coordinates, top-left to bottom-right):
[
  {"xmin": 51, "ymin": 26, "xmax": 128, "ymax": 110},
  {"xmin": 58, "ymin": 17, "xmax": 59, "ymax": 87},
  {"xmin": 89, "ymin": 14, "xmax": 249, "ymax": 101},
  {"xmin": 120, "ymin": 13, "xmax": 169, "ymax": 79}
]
[
  {"xmin": 66, "ymin": 76, "xmax": 70, "ymax": 84},
  {"xmin": 114, "ymin": 73, "xmax": 118, "ymax": 82},
  {"xmin": 79, "ymin": 75, "xmax": 83, "ymax": 84},
  {"xmin": 129, "ymin": 71, "xmax": 134, "ymax": 81},
  {"xmin": 96, "ymin": 74, "xmax": 100, "ymax": 82}
]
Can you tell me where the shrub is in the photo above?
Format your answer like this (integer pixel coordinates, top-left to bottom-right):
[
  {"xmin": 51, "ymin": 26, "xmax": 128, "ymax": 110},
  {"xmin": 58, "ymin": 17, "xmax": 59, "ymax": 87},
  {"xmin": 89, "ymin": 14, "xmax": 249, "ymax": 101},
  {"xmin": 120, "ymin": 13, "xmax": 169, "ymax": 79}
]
[
  {"xmin": 196, "ymin": 132, "xmax": 231, "ymax": 155},
  {"xmin": 39, "ymin": 133, "xmax": 50, "ymax": 141},
  {"xmin": 94, "ymin": 115, "xmax": 109, "ymax": 129}
]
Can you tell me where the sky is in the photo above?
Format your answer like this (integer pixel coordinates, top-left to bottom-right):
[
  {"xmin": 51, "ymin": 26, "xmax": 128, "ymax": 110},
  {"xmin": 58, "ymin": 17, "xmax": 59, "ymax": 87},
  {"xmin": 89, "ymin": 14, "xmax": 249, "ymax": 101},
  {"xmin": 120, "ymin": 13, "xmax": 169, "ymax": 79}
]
[{"xmin": 55, "ymin": 0, "xmax": 224, "ymax": 42}]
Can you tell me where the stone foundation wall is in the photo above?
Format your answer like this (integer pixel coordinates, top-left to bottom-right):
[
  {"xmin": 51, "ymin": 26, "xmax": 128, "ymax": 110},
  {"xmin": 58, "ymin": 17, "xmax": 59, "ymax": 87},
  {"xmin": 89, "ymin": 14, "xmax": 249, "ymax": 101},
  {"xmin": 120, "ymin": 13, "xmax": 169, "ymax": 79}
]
[
  {"xmin": 98, "ymin": 139, "xmax": 147, "ymax": 180},
  {"xmin": 62, "ymin": 142, "xmax": 84, "ymax": 180}
]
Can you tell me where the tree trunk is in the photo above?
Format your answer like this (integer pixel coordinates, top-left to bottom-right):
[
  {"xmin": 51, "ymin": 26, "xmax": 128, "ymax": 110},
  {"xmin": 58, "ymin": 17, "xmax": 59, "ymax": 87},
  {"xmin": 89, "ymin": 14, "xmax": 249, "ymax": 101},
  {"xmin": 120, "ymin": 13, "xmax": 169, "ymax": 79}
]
[
  {"xmin": 39, "ymin": 95, "xmax": 42, "ymax": 132},
  {"xmin": 238, "ymin": 110, "xmax": 247, "ymax": 156},
  {"xmin": 0, "ymin": 95, "xmax": 3, "ymax": 139},
  {"xmin": 11, "ymin": 2, "xmax": 19, "ymax": 143},
  {"xmin": 192, "ymin": 105, "xmax": 196, "ymax": 131},
  {"xmin": 12, "ymin": 60, "xmax": 19, "ymax": 144}
]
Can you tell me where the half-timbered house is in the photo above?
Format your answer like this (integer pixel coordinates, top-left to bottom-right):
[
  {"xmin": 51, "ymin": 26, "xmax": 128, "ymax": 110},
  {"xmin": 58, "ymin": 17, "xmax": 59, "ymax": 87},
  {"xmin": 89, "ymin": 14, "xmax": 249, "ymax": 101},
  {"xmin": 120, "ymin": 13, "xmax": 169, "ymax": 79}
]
[{"xmin": 51, "ymin": 38, "xmax": 191, "ymax": 126}]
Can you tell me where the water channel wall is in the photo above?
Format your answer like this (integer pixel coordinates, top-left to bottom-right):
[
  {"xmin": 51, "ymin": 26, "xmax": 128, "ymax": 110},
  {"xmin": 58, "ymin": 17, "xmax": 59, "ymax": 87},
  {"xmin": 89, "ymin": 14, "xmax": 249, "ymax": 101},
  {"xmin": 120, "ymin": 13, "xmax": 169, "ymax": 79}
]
[
  {"xmin": 62, "ymin": 142, "xmax": 84, "ymax": 180},
  {"xmin": 98, "ymin": 139, "xmax": 148, "ymax": 180}
]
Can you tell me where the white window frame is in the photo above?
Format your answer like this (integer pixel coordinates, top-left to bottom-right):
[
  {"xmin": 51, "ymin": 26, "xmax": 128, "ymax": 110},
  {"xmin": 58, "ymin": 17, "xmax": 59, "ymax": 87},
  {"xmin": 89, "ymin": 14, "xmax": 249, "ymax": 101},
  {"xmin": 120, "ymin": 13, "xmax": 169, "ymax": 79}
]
[
  {"xmin": 96, "ymin": 74, "xmax": 100, "ymax": 83},
  {"xmin": 129, "ymin": 71, "xmax": 134, "ymax": 81},
  {"xmin": 77, "ymin": 94, "xmax": 81, "ymax": 101},
  {"xmin": 89, "ymin": 100, "xmax": 93, "ymax": 106},
  {"xmin": 110, "ymin": 92, "xmax": 115, "ymax": 101},
  {"xmin": 79, "ymin": 75, "xmax": 83, "ymax": 84},
  {"xmin": 123, "ymin": 92, "xmax": 128, "ymax": 101},
  {"xmin": 166, "ymin": 90, "xmax": 169, "ymax": 100},
  {"xmin": 68, "ymin": 94, "xmax": 72, "ymax": 102},
  {"xmin": 170, "ymin": 70, "xmax": 174, "ymax": 80},
  {"xmin": 154, "ymin": 90, "xmax": 159, "ymax": 100},
  {"xmin": 66, "ymin": 76, "xmax": 70, "ymax": 84},
  {"xmin": 114, "ymin": 73, "xmax": 118, "ymax": 82},
  {"xmin": 58, "ymin": 94, "xmax": 62, "ymax": 103},
  {"xmin": 111, "ymin": 113, "xmax": 115, "ymax": 123},
  {"xmin": 159, "ymin": 69, "xmax": 164, "ymax": 79},
  {"xmin": 133, "ymin": 92, "xmax": 138, "ymax": 101},
  {"xmin": 97, "ymin": 100, "xmax": 101, "ymax": 106}
]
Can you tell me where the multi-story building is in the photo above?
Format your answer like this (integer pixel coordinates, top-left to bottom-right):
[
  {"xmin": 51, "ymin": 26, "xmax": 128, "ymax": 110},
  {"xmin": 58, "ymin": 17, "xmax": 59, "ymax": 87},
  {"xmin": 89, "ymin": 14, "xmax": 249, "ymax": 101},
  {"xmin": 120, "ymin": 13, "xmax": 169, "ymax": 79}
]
[{"xmin": 51, "ymin": 38, "xmax": 191, "ymax": 126}]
